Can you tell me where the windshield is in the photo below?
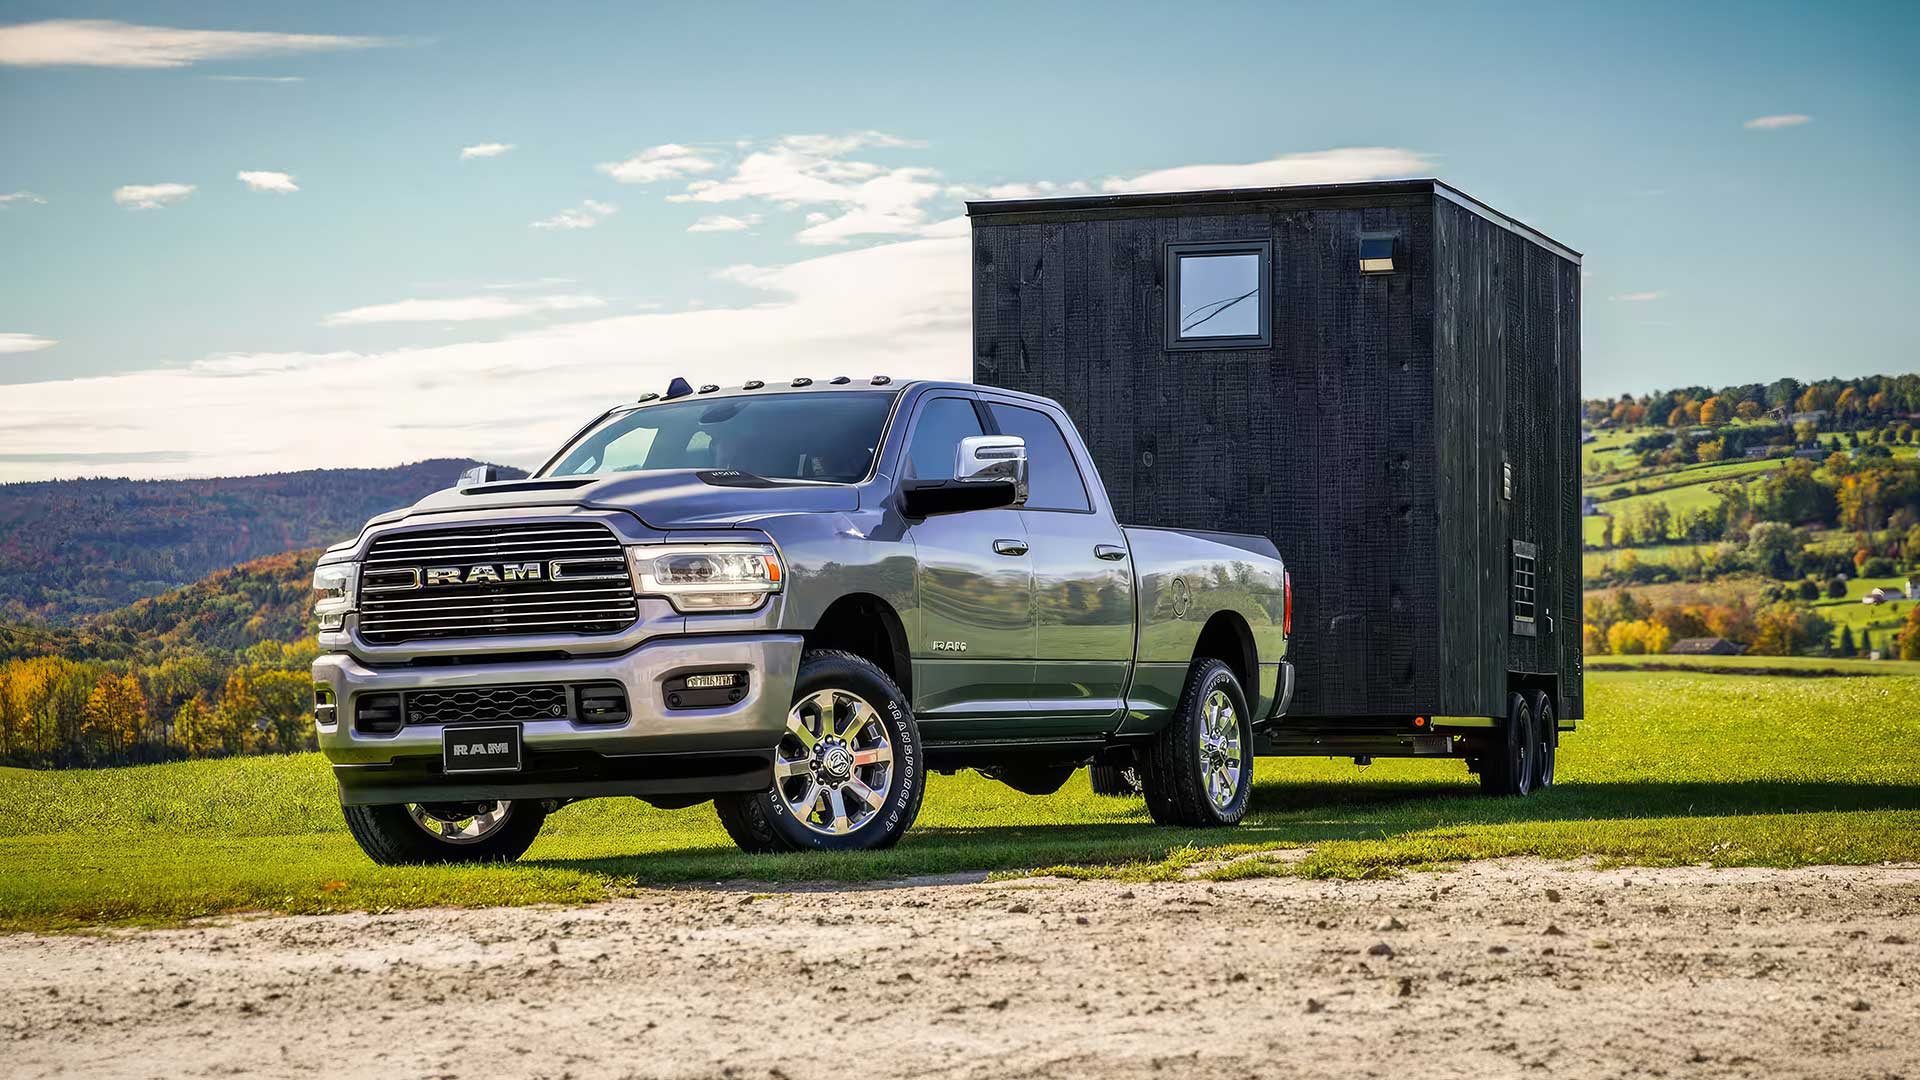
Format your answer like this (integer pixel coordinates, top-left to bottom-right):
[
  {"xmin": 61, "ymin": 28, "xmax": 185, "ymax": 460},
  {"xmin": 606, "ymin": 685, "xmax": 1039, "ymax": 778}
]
[{"xmin": 543, "ymin": 391, "xmax": 898, "ymax": 482}]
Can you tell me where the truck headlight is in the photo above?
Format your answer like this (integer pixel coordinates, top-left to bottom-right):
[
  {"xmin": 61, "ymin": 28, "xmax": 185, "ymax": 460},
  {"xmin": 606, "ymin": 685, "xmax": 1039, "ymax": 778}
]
[
  {"xmin": 629, "ymin": 543, "xmax": 783, "ymax": 613},
  {"xmin": 313, "ymin": 560, "xmax": 359, "ymax": 631}
]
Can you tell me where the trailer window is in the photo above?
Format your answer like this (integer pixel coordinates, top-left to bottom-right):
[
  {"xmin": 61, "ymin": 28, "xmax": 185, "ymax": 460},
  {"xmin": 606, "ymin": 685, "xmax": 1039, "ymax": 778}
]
[
  {"xmin": 1512, "ymin": 540, "xmax": 1538, "ymax": 634},
  {"xmin": 1165, "ymin": 240, "xmax": 1272, "ymax": 350}
]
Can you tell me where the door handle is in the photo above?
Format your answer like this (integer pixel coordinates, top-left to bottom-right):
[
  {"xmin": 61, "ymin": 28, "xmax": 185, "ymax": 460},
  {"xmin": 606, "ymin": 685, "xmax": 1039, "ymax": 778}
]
[
  {"xmin": 992, "ymin": 538, "xmax": 1029, "ymax": 557},
  {"xmin": 1094, "ymin": 544, "xmax": 1127, "ymax": 561}
]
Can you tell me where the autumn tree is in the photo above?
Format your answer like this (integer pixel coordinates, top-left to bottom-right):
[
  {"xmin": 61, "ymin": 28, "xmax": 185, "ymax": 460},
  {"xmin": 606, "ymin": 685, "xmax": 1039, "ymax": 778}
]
[
  {"xmin": 172, "ymin": 695, "xmax": 216, "ymax": 756},
  {"xmin": 1699, "ymin": 396, "xmax": 1730, "ymax": 426},
  {"xmin": 1735, "ymin": 400, "xmax": 1764, "ymax": 420},
  {"xmin": 1899, "ymin": 606, "xmax": 1920, "ymax": 661},
  {"xmin": 81, "ymin": 673, "xmax": 148, "ymax": 762},
  {"xmin": 213, "ymin": 671, "xmax": 262, "ymax": 755},
  {"xmin": 251, "ymin": 669, "xmax": 314, "ymax": 753}
]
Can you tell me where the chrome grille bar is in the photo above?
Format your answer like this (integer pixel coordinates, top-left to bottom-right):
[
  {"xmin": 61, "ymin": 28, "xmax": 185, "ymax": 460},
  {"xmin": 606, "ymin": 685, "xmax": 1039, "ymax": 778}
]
[{"xmin": 357, "ymin": 520, "xmax": 637, "ymax": 644}]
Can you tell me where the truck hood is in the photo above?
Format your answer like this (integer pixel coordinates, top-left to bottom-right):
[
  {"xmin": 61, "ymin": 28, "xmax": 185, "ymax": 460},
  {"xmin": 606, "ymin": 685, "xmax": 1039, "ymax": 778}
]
[{"xmin": 399, "ymin": 469, "xmax": 862, "ymax": 530}]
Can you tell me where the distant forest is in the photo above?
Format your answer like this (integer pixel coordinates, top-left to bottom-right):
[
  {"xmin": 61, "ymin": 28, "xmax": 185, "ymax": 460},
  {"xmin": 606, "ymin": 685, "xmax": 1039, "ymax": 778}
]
[{"xmin": 0, "ymin": 458, "xmax": 521, "ymax": 624}]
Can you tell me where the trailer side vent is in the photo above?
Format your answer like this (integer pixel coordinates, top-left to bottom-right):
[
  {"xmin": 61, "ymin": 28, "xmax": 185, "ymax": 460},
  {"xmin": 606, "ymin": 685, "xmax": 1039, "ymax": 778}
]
[{"xmin": 1512, "ymin": 540, "xmax": 1538, "ymax": 637}]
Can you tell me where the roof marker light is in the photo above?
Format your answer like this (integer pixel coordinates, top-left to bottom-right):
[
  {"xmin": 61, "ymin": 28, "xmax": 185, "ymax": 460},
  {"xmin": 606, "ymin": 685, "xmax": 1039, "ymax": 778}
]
[
  {"xmin": 635, "ymin": 392, "xmax": 660, "ymax": 403},
  {"xmin": 743, "ymin": 380, "xmax": 765, "ymax": 390},
  {"xmin": 791, "ymin": 377, "xmax": 813, "ymax": 387},
  {"xmin": 698, "ymin": 383, "xmax": 720, "ymax": 393},
  {"xmin": 829, "ymin": 375, "xmax": 851, "ymax": 385},
  {"xmin": 870, "ymin": 375, "xmax": 892, "ymax": 386}
]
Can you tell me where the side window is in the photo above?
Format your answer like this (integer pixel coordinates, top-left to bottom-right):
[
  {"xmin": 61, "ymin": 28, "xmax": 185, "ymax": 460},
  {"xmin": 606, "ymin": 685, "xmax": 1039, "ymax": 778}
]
[
  {"xmin": 906, "ymin": 397, "xmax": 984, "ymax": 481},
  {"xmin": 988, "ymin": 403, "xmax": 1091, "ymax": 512}
]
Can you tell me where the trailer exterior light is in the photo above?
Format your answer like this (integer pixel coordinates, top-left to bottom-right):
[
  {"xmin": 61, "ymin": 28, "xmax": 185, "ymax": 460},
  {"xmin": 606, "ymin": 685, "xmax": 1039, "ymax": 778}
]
[
  {"xmin": 1360, "ymin": 235, "xmax": 1395, "ymax": 274},
  {"xmin": 1283, "ymin": 571, "xmax": 1293, "ymax": 636}
]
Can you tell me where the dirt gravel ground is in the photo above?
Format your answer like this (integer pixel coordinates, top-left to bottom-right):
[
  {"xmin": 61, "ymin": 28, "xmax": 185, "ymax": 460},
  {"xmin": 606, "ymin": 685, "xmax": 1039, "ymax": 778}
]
[{"xmin": 2, "ymin": 860, "xmax": 1916, "ymax": 1080}]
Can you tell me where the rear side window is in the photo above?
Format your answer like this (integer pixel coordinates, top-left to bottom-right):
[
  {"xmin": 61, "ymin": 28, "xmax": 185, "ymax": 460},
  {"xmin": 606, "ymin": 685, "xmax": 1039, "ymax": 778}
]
[
  {"xmin": 906, "ymin": 397, "xmax": 984, "ymax": 481},
  {"xmin": 989, "ymin": 403, "xmax": 1091, "ymax": 512}
]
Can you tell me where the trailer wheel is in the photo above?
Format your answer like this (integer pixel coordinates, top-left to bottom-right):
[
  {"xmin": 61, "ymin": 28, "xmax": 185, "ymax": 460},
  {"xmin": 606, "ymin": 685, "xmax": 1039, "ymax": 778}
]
[
  {"xmin": 1089, "ymin": 763, "xmax": 1141, "ymax": 797},
  {"xmin": 713, "ymin": 650, "xmax": 924, "ymax": 853},
  {"xmin": 1139, "ymin": 658, "xmax": 1253, "ymax": 827},
  {"xmin": 1478, "ymin": 692, "xmax": 1537, "ymax": 797},
  {"xmin": 1528, "ymin": 691, "xmax": 1556, "ymax": 790}
]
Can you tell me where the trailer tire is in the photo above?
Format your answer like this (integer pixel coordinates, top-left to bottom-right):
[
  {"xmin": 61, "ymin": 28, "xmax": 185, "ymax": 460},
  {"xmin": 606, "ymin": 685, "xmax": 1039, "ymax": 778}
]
[
  {"xmin": 714, "ymin": 650, "xmax": 924, "ymax": 853},
  {"xmin": 342, "ymin": 800, "xmax": 547, "ymax": 865},
  {"xmin": 1478, "ymin": 692, "xmax": 1537, "ymax": 797},
  {"xmin": 1140, "ymin": 658, "xmax": 1253, "ymax": 827},
  {"xmin": 1528, "ymin": 690, "xmax": 1556, "ymax": 790},
  {"xmin": 1089, "ymin": 763, "xmax": 1140, "ymax": 797}
]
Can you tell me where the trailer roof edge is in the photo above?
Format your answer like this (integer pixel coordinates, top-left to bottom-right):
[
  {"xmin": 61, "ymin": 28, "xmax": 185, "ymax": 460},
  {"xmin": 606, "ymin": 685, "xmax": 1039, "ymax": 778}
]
[{"xmin": 965, "ymin": 178, "xmax": 1581, "ymax": 264}]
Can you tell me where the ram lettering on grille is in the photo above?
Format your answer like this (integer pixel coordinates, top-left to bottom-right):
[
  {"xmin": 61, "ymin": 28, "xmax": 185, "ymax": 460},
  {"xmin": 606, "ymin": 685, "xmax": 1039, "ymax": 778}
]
[{"xmin": 357, "ymin": 522, "xmax": 638, "ymax": 644}]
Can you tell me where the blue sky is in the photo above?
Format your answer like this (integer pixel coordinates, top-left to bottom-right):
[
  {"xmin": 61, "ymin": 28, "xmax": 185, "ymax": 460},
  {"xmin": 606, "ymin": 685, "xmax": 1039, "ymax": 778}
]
[{"xmin": 0, "ymin": 1, "xmax": 1915, "ymax": 480}]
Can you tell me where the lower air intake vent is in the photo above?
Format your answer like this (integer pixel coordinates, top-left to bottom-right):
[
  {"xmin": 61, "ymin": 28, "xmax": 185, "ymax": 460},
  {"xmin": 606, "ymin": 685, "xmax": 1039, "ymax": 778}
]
[{"xmin": 404, "ymin": 684, "xmax": 569, "ymax": 726}]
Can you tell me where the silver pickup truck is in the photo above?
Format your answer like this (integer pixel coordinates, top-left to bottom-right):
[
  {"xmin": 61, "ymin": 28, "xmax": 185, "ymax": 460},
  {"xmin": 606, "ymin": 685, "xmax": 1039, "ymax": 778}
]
[{"xmin": 312, "ymin": 378, "xmax": 1291, "ymax": 864}]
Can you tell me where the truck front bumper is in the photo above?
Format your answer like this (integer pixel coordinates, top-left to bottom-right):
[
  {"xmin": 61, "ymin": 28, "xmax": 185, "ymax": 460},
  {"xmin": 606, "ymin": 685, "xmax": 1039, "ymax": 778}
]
[{"xmin": 313, "ymin": 633, "xmax": 804, "ymax": 805}]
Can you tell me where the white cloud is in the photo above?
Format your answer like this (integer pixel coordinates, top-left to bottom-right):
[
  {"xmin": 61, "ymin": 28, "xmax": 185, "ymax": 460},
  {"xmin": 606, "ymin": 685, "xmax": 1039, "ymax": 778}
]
[
  {"xmin": 461, "ymin": 142, "xmax": 515, "ymax": 160},
  {"xmin": 667, "ymin": 132, "xmax": 940, "ymax": 245},
  {"xmin": 0, "ymin": 191, "xmax": 46, "ymax": 207},
  {"xmin": 0, "ymin": 234, "xmax": 969, "ymax": 480},
  {"xmin": 0, "ymin": 332, "xmax": 59, "ymax": 354},
  {"xmin": 530, "ymin": 199, "xmax": 617, "ymax": 230},
  {"xmin": 323, "ymin": 294, "xmax": 607, "ymax": 326},
  {"xmin": 0, "ymin": 18, "xmax": 392, "ymax": 68},
  {"xmin": 237, "ymin": 170, "xmax": 298, "ymax": 193},
  {"xmin": 484, "ymin": 277, "xmax": 576, "ymax": 290},
  {"xmin": 1101, "ymin": 147, "xmax": 1432, "ymax": 193},
  {"xmin": 687, "ymin": 213, "xmax": 762, "ymax": 233},
  {"xmin": 1609, "ymin": 291, "xmax": 1663, "ymax": 302},
  {"xmin": 205, "ymin": 74, "xmax": 302, "ymax": 83},
  {"xmin": 1744, "ymin": 114, "xmax": 1811, "ymax": 130},
  {"xmin": 598, "ymin": 144, "xmax": 717, "ymax": 184},
  {"xmin": 113, "ymin": 182, "xmax": 195, "ymax": 210},
  {"xmin": 975, "ymin": 180, "xmax": 1093, "ymax": 200}
]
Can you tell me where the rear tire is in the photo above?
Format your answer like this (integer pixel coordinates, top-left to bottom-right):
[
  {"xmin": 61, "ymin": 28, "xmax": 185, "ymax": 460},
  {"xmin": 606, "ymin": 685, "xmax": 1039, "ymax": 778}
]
[
  {"xmin": 1478, "ymin": 692, "xmax": 1537, "ymax": 797},
  {"xmin": 714, "ymin": 650, "xmax": 924, "ymax": 853},
  {"xmin": 1139, "ymin": 658, "xmax": 1253, "ymax": 827},
  {"xmin": 1528, "ymin": 690, "xmax": 1556, "ymax": 790},
  {"xmin": 342, "ymin": 800, "xmax": 547, "ymax": 865}
]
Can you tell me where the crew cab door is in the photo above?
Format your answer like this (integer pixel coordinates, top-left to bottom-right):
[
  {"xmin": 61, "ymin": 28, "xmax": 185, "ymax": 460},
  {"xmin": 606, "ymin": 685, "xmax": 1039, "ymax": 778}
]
[
  {"xmin": 985, "ymin": 399, "xmax": 1133, "ymax": 733},
  {"xmin": 900, "ymin": 393, "xmax": 1036, "ymax": 723}
]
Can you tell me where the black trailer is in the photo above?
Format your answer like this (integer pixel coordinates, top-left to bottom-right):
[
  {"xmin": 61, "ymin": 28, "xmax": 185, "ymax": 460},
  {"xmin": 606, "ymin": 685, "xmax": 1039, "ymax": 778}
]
[{"xmin": 968, "ymin": 179, "xmax": 1581, "ymax": 794}]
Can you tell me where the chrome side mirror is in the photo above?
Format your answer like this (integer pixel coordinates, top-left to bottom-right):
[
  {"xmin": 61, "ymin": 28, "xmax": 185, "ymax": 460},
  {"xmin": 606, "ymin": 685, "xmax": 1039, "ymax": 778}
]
[
  {"xmin": 459, "ymin": 464, "xmax": 499, "ymax": 488},
  {"xmin": 955, "ymin": 435, "xmax": 1028, "ymax": 507}
]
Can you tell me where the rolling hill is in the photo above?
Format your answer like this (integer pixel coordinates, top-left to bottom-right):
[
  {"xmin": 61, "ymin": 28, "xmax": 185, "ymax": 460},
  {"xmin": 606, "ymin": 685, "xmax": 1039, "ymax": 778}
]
[{"xmin": 0, "ymin": 460, "xmax": 523, "ymax": 625}]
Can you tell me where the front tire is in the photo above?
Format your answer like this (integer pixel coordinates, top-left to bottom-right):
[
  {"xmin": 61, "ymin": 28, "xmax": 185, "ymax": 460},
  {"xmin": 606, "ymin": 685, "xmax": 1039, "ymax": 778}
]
[
  {"xmin": 341, "ymin": 799, "xmax": 547, "ymax": 865},
  {"xmin": 714, "ymin": 650, "xmax": 924, "ymax": 853},
  {"xmin": 1139, "ymin": 658, "xmax": 1253, "ymax": 827}
]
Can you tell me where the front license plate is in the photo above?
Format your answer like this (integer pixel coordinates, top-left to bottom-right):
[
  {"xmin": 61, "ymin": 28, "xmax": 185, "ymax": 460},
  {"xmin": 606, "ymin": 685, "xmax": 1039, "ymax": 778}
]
[{"xmin": 442, "ymin": 724, "xmax": 523, "ymax": 774}]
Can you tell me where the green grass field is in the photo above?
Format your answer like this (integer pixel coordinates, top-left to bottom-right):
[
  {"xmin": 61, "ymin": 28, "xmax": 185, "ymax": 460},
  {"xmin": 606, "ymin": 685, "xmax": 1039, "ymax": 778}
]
[
  {"xmin": 4, "ymin": 670, "xmax": 1918, "ymax": 931},
  {"xmin": 1584, "ymin": 652, "xmax": 1920, "ymax": 676}
]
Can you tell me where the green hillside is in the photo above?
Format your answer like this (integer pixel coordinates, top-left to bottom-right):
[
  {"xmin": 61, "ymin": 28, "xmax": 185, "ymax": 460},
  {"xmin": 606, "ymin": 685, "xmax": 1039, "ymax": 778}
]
[{"xmin": 0, "ymin": 459, "xmax": 521, "ymax": 624}]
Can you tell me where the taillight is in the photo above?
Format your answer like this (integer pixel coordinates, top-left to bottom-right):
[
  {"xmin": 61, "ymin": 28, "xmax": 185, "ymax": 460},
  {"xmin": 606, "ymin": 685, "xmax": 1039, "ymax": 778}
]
[{"xmin": 1283, "ymin": 571, "xmax": 1293, "ymax": 636}]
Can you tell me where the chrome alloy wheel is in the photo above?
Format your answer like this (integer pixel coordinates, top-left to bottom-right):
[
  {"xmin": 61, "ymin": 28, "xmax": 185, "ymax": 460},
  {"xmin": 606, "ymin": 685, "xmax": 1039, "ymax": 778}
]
[
  {"xmin": 407, "ymin": 801, "xmax": 516, "ymax": 844},
  {"xmin": 773, "ymin": 689, "xmax": 895, "ymax": 836},
  {"xmin": 1199, "ymin": 688, "xmax": 1244, "ymax": 810}
]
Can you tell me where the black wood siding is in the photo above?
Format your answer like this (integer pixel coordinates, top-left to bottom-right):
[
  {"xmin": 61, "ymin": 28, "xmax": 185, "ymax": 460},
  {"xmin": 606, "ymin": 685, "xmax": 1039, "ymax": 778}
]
[{"xmin": 973, "ymin": 185, "xmax": 1581, "ymax": 720}]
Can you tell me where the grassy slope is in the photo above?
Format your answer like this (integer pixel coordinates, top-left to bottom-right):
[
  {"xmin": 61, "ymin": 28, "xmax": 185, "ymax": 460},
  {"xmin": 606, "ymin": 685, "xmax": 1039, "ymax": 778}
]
[{"xmin": 4, "ymin": 671, "xmax": 1918, "ymax": 930}]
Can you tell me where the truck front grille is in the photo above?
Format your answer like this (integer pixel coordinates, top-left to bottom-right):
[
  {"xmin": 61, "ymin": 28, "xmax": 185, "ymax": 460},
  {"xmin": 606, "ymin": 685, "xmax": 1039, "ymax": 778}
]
[{"xmin": 358, "ymin": 521, "xmax": 637, "ymax": 644}]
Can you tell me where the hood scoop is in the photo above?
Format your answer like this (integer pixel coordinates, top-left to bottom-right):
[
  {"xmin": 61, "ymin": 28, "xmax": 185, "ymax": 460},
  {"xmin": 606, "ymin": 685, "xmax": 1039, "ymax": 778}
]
[{"xmin": 461, "ymin": 477, "xmax": 598, "ymax": 495}]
